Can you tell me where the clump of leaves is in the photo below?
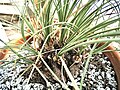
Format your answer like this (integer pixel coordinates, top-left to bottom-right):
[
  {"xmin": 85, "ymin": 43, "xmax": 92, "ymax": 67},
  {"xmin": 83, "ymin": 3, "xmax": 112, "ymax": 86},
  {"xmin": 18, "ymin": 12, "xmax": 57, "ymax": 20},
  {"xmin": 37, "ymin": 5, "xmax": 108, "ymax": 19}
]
[{"xmin": 1, "ymin": 0, "xmax": 120, "ymax": 90}]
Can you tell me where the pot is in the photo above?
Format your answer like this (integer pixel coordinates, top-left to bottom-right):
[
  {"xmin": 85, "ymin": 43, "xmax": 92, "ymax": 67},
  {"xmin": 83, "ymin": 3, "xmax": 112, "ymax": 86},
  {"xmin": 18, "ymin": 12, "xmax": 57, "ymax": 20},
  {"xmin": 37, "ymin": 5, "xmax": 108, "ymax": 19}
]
[{"xmin": 99, "ymin": 43, "xmax": 120, "ymax": 90}]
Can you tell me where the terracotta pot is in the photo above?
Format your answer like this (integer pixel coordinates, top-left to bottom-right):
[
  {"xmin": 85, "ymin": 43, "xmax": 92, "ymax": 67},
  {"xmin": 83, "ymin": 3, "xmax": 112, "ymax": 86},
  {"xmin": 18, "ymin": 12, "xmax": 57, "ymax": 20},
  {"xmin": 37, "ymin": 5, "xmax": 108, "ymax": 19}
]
[{"xmin": 99, "ymin": 43, "xmax": 120, "ymax": 90}]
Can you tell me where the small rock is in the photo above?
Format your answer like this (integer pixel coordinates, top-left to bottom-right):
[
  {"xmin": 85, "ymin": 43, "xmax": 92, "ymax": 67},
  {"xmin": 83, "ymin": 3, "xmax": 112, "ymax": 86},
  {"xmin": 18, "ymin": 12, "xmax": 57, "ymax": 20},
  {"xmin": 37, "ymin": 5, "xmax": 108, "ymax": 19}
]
[
  {"xmin": 106, "ymin": 73, "xmax": 111, "ymax": 78},
  {"xmin": 106, "ymin": 86, "xmax": 111, "ymax": 90},
  {"xmin": 98, "ymin": 75, "xmax": 102, "ymax": 80}
]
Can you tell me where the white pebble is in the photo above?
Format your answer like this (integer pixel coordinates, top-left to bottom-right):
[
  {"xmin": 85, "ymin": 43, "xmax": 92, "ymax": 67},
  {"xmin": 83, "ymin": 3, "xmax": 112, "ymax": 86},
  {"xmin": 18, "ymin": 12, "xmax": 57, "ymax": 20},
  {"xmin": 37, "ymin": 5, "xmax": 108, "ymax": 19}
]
[
  {"xmin": 104, "ymin": 57, "xmax": 108, "ymax": 59},
  {"xmin": 101, "ymin": 71, "xmax": 105, "ymax": 76},
  {"xmin": 88, "ymin": 75, "xmax": 92, "ymax": 79},
  {"xmin": 106, "ymin": 73, "xmax": 111, "ymax": 78},
  {"xmin": 98, "ymin": 75, "xmax": 102, "ymax": 80},
  {"xmin": 89, "ymin": 81, "xmax": 93, "ymax": 85},
  {"xmin": 95, "ymin": 72, "xmax": 99, "ymax": 76},
  {"xmin": 6, "ymin": 81, "xmax": 10, "ymax": 88},
  {"xmin": 106, "ymin": 87, "xmax": 111, "ymax": 90},
  {"xmin": 91, "ymin": 69, "xmax": 95, "ymax": 74},
  {"xmin": 83, "ymin": 83, "xmax": 86, "ymax": 86},
  {"xmin": 101, "ymin": 81, "xmax": 104, "ymax": 85},
  {"xmin": 100, "ymin": 88, "xmax": 105, "ymax": 90},
  {"xmin": 90, "ymin": 64, "xmax": 95, "ymax": 68},
  {"xmin": 23, "ymin": 84, "xmax": 31, "ymax": 90},
  {"xmin": 80, "ymin": 70, "xmax": 83, "ymax": 73},
  {"xmin": 17, "ymin": 85, "xmax": 23, "ymax": 90},
  {"xmin": 97, "ymin": 85, "xmax": 104, "ymax": 90}
]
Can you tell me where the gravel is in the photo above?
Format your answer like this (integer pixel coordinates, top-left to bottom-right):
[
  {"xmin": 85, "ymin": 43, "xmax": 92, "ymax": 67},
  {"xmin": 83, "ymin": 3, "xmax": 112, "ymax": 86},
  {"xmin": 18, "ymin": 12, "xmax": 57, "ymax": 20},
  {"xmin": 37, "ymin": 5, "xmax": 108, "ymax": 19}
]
[
  {"xmin": 0, "ymin": 52, "xmax": 118, "ymax": 90},
  {"xmin": 67, "ymin": 54, "xmax": 117, "ymax": 90}
]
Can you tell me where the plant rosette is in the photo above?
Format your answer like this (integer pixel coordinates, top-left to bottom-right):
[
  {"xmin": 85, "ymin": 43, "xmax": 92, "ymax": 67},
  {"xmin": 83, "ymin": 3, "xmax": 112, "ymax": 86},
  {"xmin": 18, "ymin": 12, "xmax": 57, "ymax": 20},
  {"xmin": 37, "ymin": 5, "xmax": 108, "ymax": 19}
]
[{"xmin": 0, "ymin": 0, "xmax": 120, "ymax": 90}]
